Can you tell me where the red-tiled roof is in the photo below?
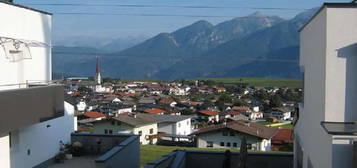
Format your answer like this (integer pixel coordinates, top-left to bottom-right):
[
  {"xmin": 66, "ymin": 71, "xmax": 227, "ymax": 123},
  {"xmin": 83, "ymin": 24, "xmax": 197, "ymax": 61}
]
[
  {"xmin": 272, "ymin": 129, "xmax": 293, "ymax": 144},
  {"xmin": 198, "ymin": 110, "xmax": 219, "ymax": 116},
  {"xmin": 84, "ymin": 112, "xmax": 106, "ymax": 119},
  {"xmin": 232, "ymin": 106, "xmax": 251, "ymax": 111},
  {"xmin": 159, "ymin": 99, "xmax": 174, "ymax": 104},
  {"xmin": 191, "ymin": 120, "xmax": 278, "ymax": 139},
  {"xmin": 227, "ymin": 110, "xmax": 241, "ymax": 115},
  {"xmin": 144, "ymin": 108, "xmax": 166, "ymax": 114}
]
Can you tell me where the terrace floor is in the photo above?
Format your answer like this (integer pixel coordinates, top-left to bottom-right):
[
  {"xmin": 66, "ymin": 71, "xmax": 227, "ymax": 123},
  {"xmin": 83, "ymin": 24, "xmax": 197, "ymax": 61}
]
[{"xmin": 48, "ymin": 155, "xmax": 98, "ymax": 168}]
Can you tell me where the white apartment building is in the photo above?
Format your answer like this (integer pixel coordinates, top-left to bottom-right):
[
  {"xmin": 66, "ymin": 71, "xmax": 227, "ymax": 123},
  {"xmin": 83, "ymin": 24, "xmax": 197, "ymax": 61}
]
[
  {"xmin": 295, "ymin": 3, "xmax": 357, "ymax": 168},
  {"xmin": 0, "ymin": 2, "xmax": 75, "ymax": 168}
]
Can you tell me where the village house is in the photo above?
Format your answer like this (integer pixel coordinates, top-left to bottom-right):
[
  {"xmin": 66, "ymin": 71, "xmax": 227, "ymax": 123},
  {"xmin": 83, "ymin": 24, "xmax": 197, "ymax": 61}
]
[
  {"xmin": 197, "ymin": 110, "xmax": 219, "ymax": 122},
  {"xmin": 91, "ymin": 113, "xmax": 158, "ymax": 145},
  {"xmin": 144, "ymin": 108, "xmax": 166, "ymax": 115},
  {"xmin": 270, "ymin": 107, "xmax": 292, "ymax": 121},
  {"xmin": 271, "ymin": 129, "xmax": 293, "ymax": 151},
  {"xmin": 191, "ymin": 120, "xmax": 278, "ymax": 151}
]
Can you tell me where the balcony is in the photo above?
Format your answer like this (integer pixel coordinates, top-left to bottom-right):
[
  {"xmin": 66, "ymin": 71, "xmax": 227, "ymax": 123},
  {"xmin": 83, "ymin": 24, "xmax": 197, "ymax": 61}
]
[
  {"xmin": 145, "ymin": 150, "xmax": 293, "ymax": 168},
  {"xmin": 0, "ymin": 84, "xmax": 64, "ymax": 136},
  {"xmin": 48, "ymin": 133, "xmax": 140, "ymax": 168}
]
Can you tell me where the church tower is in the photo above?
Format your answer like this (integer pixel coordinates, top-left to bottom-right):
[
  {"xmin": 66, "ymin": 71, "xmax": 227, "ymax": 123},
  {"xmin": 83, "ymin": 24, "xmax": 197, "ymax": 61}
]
[{"xmin": 95, "ymin": 56, "xmax": 102, "ymax": 85}]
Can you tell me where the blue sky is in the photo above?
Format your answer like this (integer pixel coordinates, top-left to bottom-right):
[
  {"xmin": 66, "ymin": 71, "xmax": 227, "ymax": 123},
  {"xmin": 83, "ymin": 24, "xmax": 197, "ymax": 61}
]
[{"xmin": 16, "ymin": 0, "xmax": 348, "ymax": 44}]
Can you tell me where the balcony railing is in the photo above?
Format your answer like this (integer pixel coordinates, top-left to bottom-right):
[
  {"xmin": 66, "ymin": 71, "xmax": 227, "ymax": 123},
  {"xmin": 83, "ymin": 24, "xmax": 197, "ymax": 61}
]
[{"xmin": 0, "ymin": 84, "xmax": 64, "ymax": 136}]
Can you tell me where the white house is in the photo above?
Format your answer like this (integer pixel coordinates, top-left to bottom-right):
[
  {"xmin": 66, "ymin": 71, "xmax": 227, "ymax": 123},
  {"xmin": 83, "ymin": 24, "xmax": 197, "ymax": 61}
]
[
  {"xmin": 76, "ymin": 100, "xmax": 87, "ymax": 112},
  {"xmin": 295, "ymin": 3, "xmax": 357, "ymax": 168},
  {"xmin": 270, "ymin": 108, "xmax": 291, "ymax": 121},
  {"xmin": 197, "ymin": 110, "xmax": 219, "ymax": 123},
  {"xmin": 92, "ymin": 114, "xmax": 158, "ymax": 145},
  {"xmin": 0, "ymin": 2, "xmax": 75, "ymax": 168},
  {"xmin": 140, "ymin": 113, "xmax": 192, "ymax": 136},
  {"xmin": 191, "ymin": 121, "xmax": 278, "ymax": 151}
]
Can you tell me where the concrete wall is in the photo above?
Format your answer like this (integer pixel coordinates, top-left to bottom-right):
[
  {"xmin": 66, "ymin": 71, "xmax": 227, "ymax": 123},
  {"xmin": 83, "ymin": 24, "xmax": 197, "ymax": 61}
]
[
  {"xmin": 71, "ymin": 133, "xmax": 129, "ymax": 155},
  {"xmin": 0, "ymin": 85, "xmax": 65, "ymax": 136},
  {"xmin": 297, "ymin": 6, "xmax": 357, "ymax": 168},
  {"xmin": 10, "ymin": 102, "xmax": 75, "ymax": 168},
  {"xmin": 0, "ymin": 2, "xmax": 51, "ymax": 88},
  {"xmin": 95, "ymin": 136, "xmax": 140, "ymax": 168},
  {"xmin": 147, "ymin": 151, "xmax": 293, "ymax": 168},
  {"xmin": 296, "ymin": 7, "xmax": 333, "ymax": 168},
  {"xmin": 0, "ymin": 135, "xmax": 10, "ymax": 168}
]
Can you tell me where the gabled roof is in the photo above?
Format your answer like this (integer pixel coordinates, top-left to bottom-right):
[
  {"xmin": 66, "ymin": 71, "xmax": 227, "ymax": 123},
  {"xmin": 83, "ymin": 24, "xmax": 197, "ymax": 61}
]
[
  {"xmin": 191, "ymin": 120, "xmax": 278, "ymax": 139},
  {"xmin": 272, "ymin": 129, "xmax": 293, "ymax": 144},
  {"xmin": 232, "ymin": 106, "xmax": 251, "ymax": 111},
  {"xmin": 198, "ymin": 110, "xmax": 219, "ymax": 116},
  {"xmin": 144, "ymin": 108, "xmax": 166, "ymax": 114},
  {"xmin": 84, "ymin": 111, "xmax": 106, "ymax": 119},
  {"xmin": 113, "ymin": 113, "xmax": 158, "ymax": 127},
  {"xmin": 139, "ymin": 113, "xmax": 191, "ymax": 123}
]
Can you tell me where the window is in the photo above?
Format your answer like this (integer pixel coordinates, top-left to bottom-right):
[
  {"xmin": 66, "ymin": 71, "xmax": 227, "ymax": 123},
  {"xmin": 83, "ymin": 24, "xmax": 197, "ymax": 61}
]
[
  {"xmin": 117, "ymin": 121, "xmax": 121, "ymax": 125},
  {"xmin": 233, "ymin": 143, "xmax": 237, "ymax": 147},
  {"xmin": 222, "ymin": 131, "xmax": 228, "ymax": 136},
  {"xmin": 226, "ymin": 142, "xmax": 231, "ymax": 147},
  {"xmin": 178, "ymin": 123, "xmax": 181, "ymax": 127},
  {"xmin": 104, "ymin": 129, "xmax": 108, "ymax": 134},
  {"xmin": 247, "ymin": 144, "xmax": 252, "ymax": 150},
  {"xmin": 111, "ymin": 121, "xmax": 115, "ymax": 125},
  {"xmin": 150, "ymin": 128, "xmax": 154, "ymax": 134},
  {"xmin": 187, "ymin": 121, "xmax": 189, "ymax": 125},
  {"xmin": 220, "ymin": 142, "xmax": 225, "ymax": 146},
  {"xmin": 229, "ymin": 131, "xmax": 235, "ymax": 136},
  {"xmin": 109, "ymin": 130, "xmax": 113, "ymax": 134},
  {"xmin": 207, "ymin": 141, "xmax": 213, "ymax": 147},
  {"xmin": 138, "ymin": 131, "xmax": 142, "ymax": 136},
  {"xmin": 27, "ymin": 149, "xmax": 31, "ymax": 156}
]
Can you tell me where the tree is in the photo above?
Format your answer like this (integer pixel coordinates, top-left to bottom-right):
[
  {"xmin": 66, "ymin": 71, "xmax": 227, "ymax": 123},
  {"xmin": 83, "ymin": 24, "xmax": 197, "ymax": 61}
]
[
  {"xmin": 270, "ymin": 94, "xmax": 282, "ymax": 107},
  {"xmin": 78, "ymin": 86, "xmax": 92, "ymax": 93}
]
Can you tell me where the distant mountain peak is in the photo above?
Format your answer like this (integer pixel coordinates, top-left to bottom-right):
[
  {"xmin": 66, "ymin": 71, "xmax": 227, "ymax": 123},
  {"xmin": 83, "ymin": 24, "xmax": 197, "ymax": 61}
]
[{"xmin": 248, "ymin": 11, "xmax": 266, "ymax": 18}]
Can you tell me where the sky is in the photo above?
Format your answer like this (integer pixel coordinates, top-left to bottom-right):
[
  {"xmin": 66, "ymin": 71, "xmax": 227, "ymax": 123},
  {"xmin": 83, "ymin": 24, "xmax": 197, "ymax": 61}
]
[{"xmin": 16, "ymin": 0, "xmax": 348, "ymax": 46}]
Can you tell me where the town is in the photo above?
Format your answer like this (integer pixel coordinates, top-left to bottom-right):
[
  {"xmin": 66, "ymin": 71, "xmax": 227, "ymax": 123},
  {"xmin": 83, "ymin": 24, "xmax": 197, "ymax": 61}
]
[
  {"xmin": 1, "ymin": 0, "xmax": 357, "ymax": 168},
  {"xmin": 66, "ymin": 58, "xmax": 299, "ymax": 152}
]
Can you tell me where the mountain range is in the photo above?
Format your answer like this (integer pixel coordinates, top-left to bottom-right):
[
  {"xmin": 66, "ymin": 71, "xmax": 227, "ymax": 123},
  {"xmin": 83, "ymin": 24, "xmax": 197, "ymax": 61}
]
[{"xmin": 53, "ymin": 9, "xmax": 317, "ymax": 79}]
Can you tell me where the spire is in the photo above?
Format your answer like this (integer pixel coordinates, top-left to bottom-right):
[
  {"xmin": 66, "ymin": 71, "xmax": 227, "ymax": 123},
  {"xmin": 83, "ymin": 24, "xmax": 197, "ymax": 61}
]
[
  {"xmin": 96, "ymin": 56, "xmax": 100, "ymax": 74},
  {"xmin": 95, "ymin": 56, "xmax": 101, "ymax": 85}
]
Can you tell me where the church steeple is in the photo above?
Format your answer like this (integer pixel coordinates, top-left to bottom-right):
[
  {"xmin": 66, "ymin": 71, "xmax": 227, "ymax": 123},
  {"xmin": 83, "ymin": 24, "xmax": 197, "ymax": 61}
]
[{"xmin": 95, "ymin": 56, "xmax": 101, "ymax": 85}]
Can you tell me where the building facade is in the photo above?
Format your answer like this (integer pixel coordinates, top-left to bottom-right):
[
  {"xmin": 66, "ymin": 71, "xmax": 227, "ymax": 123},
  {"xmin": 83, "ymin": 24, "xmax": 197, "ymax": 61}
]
[
  {"xmin": 0, "ymin": 2, "xmax": 75, "ymax": 168},
  {"xmin": 295, "ymin": 3, "xmax": 357, "ymax": 168}
]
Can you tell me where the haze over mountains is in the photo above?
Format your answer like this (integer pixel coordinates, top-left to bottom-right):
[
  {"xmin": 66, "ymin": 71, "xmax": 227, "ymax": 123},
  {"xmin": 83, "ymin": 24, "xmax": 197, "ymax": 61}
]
[{"xmin": 53, "ymin": 8, "xmax": 317, "ymax": 79}]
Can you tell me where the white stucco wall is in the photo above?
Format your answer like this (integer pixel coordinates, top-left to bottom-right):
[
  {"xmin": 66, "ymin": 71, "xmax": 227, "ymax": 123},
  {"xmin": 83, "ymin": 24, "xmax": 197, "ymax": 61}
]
[
  {"xmin": 297, "ymin": 6, "xmax": 357, "ymax": 168},
  {"xmin": 297, "ymin": 7, "xmax": 333, "ymax": 168},
  {"xmin": 0, "ymin": 135, "xmax": 10, "ymax": 168},
  {"xmin": 175, "ymin": 118, "xmax": 191, "ymax": 135},
  {"xmin": 10, "ymin": 103, "xmax": 75, "ymax": 168},
  {"xmin": 133, "ymin": 124, "xmax": 158, "ymax": 145},
  {"xmin": 196, "ymin": 130, "xmax": 270, "ymax": 151},
  {"xmin": 0, "ymin": 3, "xmax": 51, "ymax": 89}
]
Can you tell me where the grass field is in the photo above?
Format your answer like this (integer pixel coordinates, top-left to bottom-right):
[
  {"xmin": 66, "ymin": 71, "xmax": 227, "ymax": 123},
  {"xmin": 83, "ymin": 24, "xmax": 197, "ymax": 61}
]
[
  {"xmin": 256, "ymin": 121, "xmax": 294, "ymax": 129},
  {"xmin": 198, "ymin": 77, "xmax": 303, "ymax": 88}
]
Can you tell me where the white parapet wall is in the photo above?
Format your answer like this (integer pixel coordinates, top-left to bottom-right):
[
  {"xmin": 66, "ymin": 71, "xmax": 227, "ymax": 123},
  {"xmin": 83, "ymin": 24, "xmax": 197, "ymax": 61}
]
[{"xmin": 10, "ymin": 102, "xmax": 75, "ymax": 168}]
